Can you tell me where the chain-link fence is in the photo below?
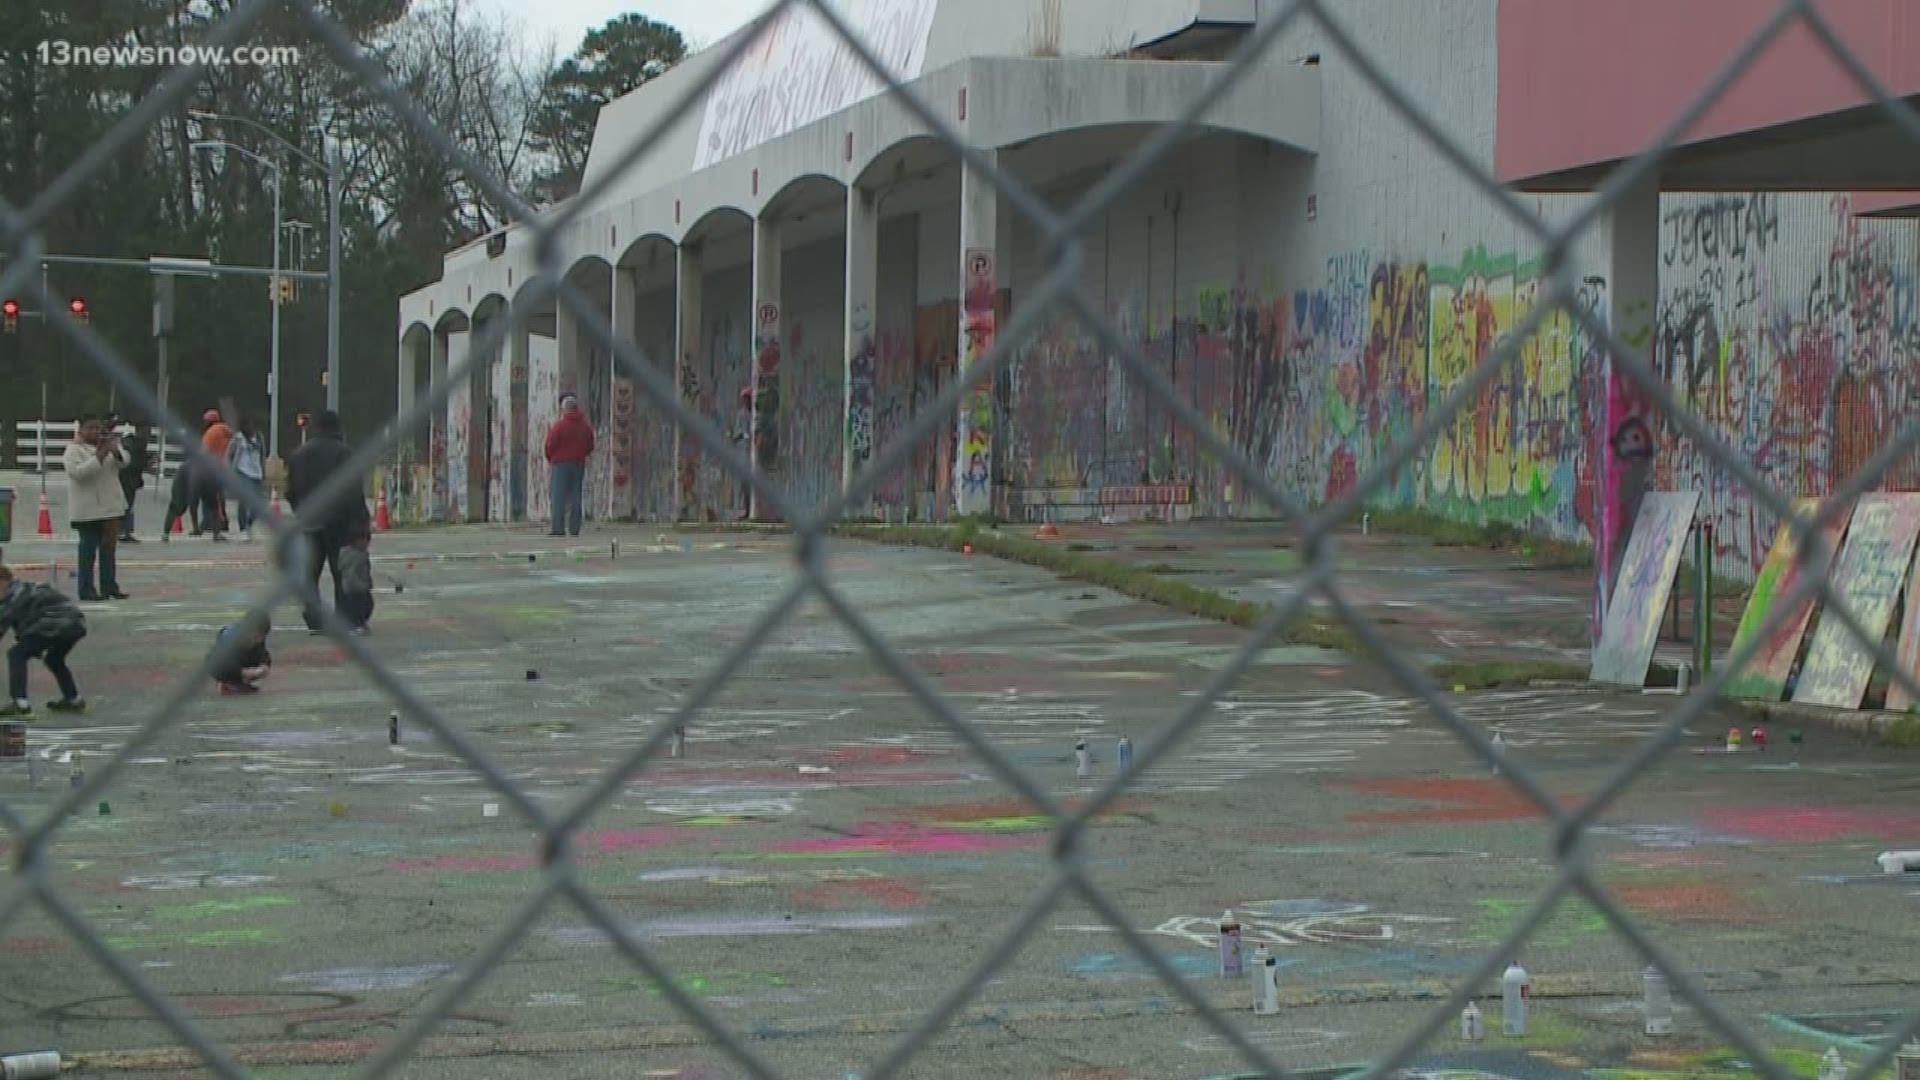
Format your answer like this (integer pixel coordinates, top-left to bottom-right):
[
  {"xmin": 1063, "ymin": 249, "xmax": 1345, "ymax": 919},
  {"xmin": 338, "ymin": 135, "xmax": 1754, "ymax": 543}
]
[{"xmin": 6, "ymin": 0, "xmax": 1920, "ymax": 1077}]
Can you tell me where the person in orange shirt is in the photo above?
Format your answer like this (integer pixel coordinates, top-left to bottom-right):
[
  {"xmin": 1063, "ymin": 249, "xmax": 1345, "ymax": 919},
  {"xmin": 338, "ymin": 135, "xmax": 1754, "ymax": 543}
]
[{"xmin": 197, "ymin": 409, "xmax": 233, "ymax": 540}]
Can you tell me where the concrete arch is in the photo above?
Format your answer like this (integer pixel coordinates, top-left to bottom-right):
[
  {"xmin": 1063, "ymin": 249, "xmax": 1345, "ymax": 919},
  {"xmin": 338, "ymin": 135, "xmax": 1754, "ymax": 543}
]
[
  {"xmin": 432, "ymin": 307, "xmax": 470, "ymax": 335},
  {"xmin": 853, "ymin": 134, "xmax": 957, "ymax": 192}
]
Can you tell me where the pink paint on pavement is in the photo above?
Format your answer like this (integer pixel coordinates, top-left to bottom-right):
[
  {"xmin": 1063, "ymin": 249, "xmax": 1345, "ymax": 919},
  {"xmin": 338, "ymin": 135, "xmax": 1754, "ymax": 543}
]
[
  {"xmin": 1699, "ymin": 806, "xmax": 1920, "ymax": 843},
  {"xmin": 586, "ymin": 828, "xmax": 686, "ymax": 853},
  {"xmin": 389, "ymin": 854, "xmax": 542, "ymax": 873},
  {"xmin": 769, "ymin": 823, "xmax": 1041, "ymax": 856}
]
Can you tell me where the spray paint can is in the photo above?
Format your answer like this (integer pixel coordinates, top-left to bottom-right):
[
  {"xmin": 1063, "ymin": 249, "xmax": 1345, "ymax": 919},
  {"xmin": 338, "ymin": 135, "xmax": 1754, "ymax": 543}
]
[
  {"xmin": 389, "ymin": 711, "xmax": 400, "ymax": 745},
  {"xmin": 1117, "ymin": 736, "xmax": 1133, "ymax": 772},
  {"xmin": 671, "ymin": 725, "xmax": 686, "ymax": 759},
  {"xmin": 1218, "ymin": 909, "xmax": 1244, "ymax": 977},
  {"xmin": 1, "ymin": 1051, "xmax": 63, "ymax": 1080},
  {"xmin": 1725, "ymin": 726, "xmax": 1743, "ymax": 752},
  {"xmin": 1501, "ymin": 961, "xmax": 1529, "ymax": 1036},
  {"xmin": 1820, "ymin": 1048, "xmax": 1847, "ymax": 1080},
  {"xmin": 1643, "ymin": 965, "xmax": 1674, "ymax": 1035},
  {"xmin": 1252, "ymin": 944, "xmax": 1279, "ymax": 1014},
  {"xmin": 1897, "ymin": 1040, "xmax": 1920, "ymax": 1080},
  {"xmin": 1075, "ymin": 740, "xmax": 1090, "ymax": 779},
  {"xmin": 1461, "ymin": 1000, "xmax": 1484, "ymax": 1041},
  {"xmin": 1751, "ymin": 726, "xmax": 1767, "ymax": 751}
]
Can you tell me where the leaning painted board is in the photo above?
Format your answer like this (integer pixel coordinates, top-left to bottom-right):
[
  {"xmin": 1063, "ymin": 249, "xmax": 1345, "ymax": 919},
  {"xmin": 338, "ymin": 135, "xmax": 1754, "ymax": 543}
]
[
  {"xmin": 1723, "ymin": 499, "xmax": 1854, "ymax": 702},
  {"xmin": 1591, "ymin": 491, "xmax": 1702, "ymax": 686},
  {"xmin": 1793, "ymin": 493, "xmax": 1920, "ymax": 710}
]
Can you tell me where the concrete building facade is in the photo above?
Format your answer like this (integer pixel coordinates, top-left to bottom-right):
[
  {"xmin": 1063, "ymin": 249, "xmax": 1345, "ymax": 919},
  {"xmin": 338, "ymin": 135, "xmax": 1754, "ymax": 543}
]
[{"xmin": 394, "ymin": 0, "xmax": 1920, "ymax": 595}]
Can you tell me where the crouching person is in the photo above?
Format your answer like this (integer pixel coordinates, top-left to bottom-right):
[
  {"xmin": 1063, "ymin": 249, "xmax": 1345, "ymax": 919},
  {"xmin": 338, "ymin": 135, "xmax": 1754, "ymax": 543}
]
[
  {"xmin": 211, "ymin": 611, "xmax": 273, "ymax": 696},
  {"xmin": 0, "ymin": 564, "xmax": 88, "ymax": 717}
]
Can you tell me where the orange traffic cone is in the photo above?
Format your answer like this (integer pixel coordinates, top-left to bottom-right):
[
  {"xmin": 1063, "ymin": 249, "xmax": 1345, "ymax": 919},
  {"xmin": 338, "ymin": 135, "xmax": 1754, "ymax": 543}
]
[
  {"xmin": 375, "ymin": 492, "xmax": 391, "ymax": 532},
  {"xmin": 35, "ymin": 490, "xmax": 52, "ymax": 537},
  {"xmin": 1035, "ymin": 521, "xmax": 1061, "ymax": 540}
]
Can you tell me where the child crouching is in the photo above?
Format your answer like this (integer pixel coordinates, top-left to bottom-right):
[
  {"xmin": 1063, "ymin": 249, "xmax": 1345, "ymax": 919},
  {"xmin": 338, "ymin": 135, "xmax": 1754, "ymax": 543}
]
[
  {"xmin": 211, "ymin": 612, "xmax": 272, "ymax": 695},
  {"xmin": 0, "ymin": 564, "xmax": 88, "ymax": 716}
]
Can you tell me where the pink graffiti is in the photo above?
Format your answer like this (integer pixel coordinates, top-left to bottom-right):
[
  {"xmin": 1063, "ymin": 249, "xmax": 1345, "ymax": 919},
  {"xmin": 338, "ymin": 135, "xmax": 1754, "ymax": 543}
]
[
  {"xmin": 1698, "ymin": 806, "xmax": 1920, "ymax": 843},
  {"xmin": 768, "ymin": 823, "xmax": 1041, "ymax": 856},
  {"xmin": 585, "ymin": 828, "xmax": 685, "ymax": 853},
  {"xmin": 388, "ymin": 854, "xmax": 540, "ymax": 873}
]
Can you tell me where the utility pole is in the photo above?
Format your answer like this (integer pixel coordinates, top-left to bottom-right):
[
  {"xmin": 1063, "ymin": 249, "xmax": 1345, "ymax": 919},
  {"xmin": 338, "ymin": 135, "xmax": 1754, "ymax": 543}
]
[{"xmin": 326, "ymin": 141, "xmax": 341, "ymax": 412}]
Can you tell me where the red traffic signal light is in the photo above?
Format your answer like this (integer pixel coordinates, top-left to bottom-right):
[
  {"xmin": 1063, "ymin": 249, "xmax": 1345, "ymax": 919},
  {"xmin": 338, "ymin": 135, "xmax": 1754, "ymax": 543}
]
[
  {"xmin": 68, "ymin": 296, "xmax": 89, "ymax": 324},
  {"xmin": 2, "ymin": 298, "xmax": 16, "ymax": 333}
]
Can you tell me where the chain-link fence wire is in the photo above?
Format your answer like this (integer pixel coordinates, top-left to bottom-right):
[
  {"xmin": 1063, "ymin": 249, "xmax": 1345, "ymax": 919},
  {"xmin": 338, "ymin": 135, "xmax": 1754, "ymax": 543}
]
[{"xmin": 7, "ymin": 0, "xmax": 1920, "ymax": 1076}]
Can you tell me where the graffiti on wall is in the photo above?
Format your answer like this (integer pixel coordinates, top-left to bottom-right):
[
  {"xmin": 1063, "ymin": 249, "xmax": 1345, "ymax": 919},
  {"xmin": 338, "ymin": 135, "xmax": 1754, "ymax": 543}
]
[
  {"xmin": 847, "ymin": 300, "xmax": 876, "ymax": 488},
  {"xmin": 510, "ymin": 349, "xmax": 528, "ymax": 521},
  {"xmin": 488, "ymin": 347, "xmax": 510, "ymax": 523},
  {"xmin": 527, "ymin": 344, "xmax": 558, "ymax": 526},
  {"xmin": 447, "ymin": 375, "xmax": 470, "ymax": 524},
  {"xmin": 752, "ymin": 301, "xmax": 783, "ymax": 495},
  {"xmin": 956, "ymin": 248, "xmax": 996, "ymax": 514},
  {"xmin": 609, "ymin": 372, "xmax": 636, "ymax": 520},
  {"xmin": 782, "ymin": 316, "xmax": 846, "ymax": 511},
  {"xmin": 1654, "ymin": 193, "xmax": 1920, "ymax": 580}
]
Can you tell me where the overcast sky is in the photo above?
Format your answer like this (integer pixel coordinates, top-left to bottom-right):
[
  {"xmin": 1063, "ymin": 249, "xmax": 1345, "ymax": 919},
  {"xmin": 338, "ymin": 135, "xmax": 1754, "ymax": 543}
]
[{"xmin": 479, "ymin": 0, "xmax": 777, "ymax": 57}]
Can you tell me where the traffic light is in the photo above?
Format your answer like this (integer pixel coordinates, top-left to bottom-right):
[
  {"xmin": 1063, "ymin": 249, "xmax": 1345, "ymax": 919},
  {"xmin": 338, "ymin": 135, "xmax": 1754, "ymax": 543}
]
[
  {"xmin": 2, "ymin": 299, "xmax": 17, "ymax": 333},
  {"xmin": 272, "ymin": 275, "xmax": 295, "ymax": 303},
  {"xmin": 68, "ymin": 296, "xmax": 88, "ymax": 324}
]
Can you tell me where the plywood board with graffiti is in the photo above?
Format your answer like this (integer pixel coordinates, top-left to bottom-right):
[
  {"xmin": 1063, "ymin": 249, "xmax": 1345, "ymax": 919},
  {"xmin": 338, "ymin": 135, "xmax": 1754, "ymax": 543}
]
[
  {"xmin": 1590, "ymin": 491, "xmax": 1701, "ymax": 685},
  {"xmin": 1723, "ymin": 499, "xmax": 1853, "ymax": 701},
  {"xmin": 1793, "ymin": 493, "xmax": 1920, "ymax": 709},
  {"xmin": 1888, "ymin": 551, "xmax": 1920, "ymax": 712}
]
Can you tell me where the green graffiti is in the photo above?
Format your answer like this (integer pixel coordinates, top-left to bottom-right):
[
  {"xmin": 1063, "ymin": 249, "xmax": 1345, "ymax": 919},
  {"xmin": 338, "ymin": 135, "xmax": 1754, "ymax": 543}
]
[
  {"xmin": 156, "ymin": 895, "xmax": 296, "ymax": 921},
  {"xmin": 1469, "ymin": 896, "xmax": 1608, "ymax": 947}
]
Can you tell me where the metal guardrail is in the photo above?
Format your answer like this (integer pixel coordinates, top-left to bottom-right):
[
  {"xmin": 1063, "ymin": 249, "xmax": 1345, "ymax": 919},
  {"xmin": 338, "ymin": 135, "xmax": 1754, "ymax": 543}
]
[{"xmin": 4, "ymin": 1, "xmax": 1920, "ymax": 1079}]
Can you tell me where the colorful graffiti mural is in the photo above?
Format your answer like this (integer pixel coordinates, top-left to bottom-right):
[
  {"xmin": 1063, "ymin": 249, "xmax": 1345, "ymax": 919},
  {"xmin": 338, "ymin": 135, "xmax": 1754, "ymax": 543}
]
[
  {"xmin": 956, "ymin": 248, "xmax": 996, "ymax": 515},
  {"xmin": 1654, "ymin": 193, "xmax": 1920, "ymax": 582}
]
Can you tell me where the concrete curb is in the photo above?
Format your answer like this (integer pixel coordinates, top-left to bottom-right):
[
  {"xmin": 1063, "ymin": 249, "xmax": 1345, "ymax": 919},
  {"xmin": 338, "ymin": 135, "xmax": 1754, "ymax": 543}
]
[{"xmin": 1718, "ymin": 696, "xmax": 1920, "ymax": 747}]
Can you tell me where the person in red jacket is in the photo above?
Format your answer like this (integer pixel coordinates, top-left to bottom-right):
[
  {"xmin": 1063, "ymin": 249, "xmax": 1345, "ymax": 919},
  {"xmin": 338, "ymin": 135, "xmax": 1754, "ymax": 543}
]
[{"xmin": 544, "ymin": 393, "xmax": 595, "ymax": 536}]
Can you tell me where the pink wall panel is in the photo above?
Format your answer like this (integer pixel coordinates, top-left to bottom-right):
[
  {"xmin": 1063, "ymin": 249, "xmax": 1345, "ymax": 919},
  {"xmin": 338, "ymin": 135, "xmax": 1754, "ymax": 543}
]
[{"xmin": 1497, "ymin": 0, "xmax": 1920, "ymax": 184}]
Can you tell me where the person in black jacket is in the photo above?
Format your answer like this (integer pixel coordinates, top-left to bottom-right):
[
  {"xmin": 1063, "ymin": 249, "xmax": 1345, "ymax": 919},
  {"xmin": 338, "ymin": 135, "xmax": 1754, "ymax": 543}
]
[
  {"xmin": 0, "ymin": 564, "xmax": 88, "ymax": 716},
  {"xmin": 283, "ymin": 410, "xmax": 373, "ymax": 634},
  {"xmin": 116, "ymin": 420, "xmax": 151, "ymax": 542}
]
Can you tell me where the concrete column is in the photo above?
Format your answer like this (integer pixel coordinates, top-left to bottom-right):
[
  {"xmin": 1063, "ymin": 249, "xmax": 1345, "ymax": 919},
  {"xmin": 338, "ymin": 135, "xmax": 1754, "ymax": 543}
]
[
  {"xmin": 844, "ymin": 184, "xmax": 880, "ymax": 510},
  {"xmin": 609, "ymin": 265, "xmax": 640, "ymax": 521},
  {"xmin": 955, "ymin": 150, "xmax": 999, "ymax": 519},
  {"xmin": 429, "ymin": 328, "xmax": 451, "ymax": 521},
  {"xmin": 750, "ymin": 216, "xmax": 783, "ymax": 522},
  {"xmin": 556, "ymin": 294, "xmax": 582, "ymax": 400},
  {"xmin": 1594, "ymin": 172, "xmax": 1661, "ymax": 640},
  {"xmin": 397, "ymin": 333, "xmax": 417, "ymax": 428},
  {"xmin": 508, "ymin": 320, "xmax": 530, "ymax": 521},
  {"xmin": 673, "ymin": 245, "xmax": 704, "ymax": 522}
]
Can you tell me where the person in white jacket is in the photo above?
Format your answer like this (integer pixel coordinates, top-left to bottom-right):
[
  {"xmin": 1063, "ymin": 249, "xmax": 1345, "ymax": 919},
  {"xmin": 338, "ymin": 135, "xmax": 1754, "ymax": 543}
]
[{"xmin": 63, "ymin": 415, "xmax": 130, "ymax": 601}]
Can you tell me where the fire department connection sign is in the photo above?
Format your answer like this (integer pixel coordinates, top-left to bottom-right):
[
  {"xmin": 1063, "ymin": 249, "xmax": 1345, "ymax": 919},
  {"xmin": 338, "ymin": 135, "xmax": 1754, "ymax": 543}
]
[{"xmin": 693, "ymin": 0, "xmax": 939, "ymax": 171}]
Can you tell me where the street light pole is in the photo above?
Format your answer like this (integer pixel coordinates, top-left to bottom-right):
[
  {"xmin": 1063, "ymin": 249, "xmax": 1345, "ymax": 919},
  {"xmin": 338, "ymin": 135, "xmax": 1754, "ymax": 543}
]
[
  {"xmin": 188, "ymin": 110, "xmax": 342, "ymax": 415},
  {"xmin": 326, "ymin": 141, "xmax": 341, "ymax": 412},
  {"xmin": 270, "ymin": 159, "xmax": 283, "ymax": 463}
]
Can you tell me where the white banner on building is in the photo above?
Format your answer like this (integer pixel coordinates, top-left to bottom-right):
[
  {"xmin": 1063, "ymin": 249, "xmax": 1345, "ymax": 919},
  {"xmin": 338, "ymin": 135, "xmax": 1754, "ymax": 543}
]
[{"xmin": 693, "ymin": 0, "xmax": 939, "ymax": 171}]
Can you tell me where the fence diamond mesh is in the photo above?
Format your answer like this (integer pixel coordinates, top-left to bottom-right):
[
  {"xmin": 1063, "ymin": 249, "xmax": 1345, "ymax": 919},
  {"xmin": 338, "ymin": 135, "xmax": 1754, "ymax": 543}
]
[{"xmin": 6, "ymin": 0, "xmax": 1920, "ymax": 1077}]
